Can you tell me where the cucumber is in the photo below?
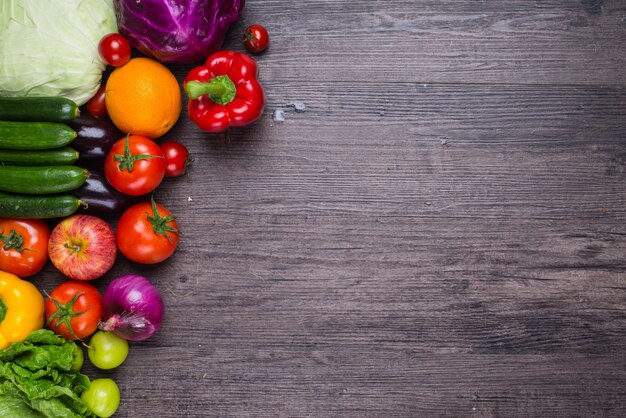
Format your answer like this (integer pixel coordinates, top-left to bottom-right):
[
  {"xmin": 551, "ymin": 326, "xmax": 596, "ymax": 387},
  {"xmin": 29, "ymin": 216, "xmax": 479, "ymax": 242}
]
[
  {"xmin": 0, "ymin": 165, "xmax": 89, "ymax": 194},
  {"xmin": 0, "ymin": 121, "xmax": 77, "ymax": 150},
  {"xmin": 0, "ymin": 191, "xmax": 85, "ymax": 219},
  {"xmin": 0, "ymin": 147, "xmax": 79, "ymax": 166},
  {"xmin": 0, "ymin": 97, "xmax": 79, "ymax": 122}
]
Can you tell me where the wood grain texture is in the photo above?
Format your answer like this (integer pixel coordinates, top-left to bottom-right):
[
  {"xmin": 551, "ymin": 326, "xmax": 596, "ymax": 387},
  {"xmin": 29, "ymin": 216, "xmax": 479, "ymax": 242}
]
[
  {"xmin": 31, "ymin": 0, "xmax": 626, "ymax": 416},
  {"xmin": 236, "ymin": 0, "xmax": 626, "ymax": 85}
]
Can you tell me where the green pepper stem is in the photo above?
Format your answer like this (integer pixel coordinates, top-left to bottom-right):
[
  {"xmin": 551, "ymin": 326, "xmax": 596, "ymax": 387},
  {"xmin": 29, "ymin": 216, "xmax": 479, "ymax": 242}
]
[{"xmin": 185, "ymin": 75, "xmax": 236, "ymax": 105}]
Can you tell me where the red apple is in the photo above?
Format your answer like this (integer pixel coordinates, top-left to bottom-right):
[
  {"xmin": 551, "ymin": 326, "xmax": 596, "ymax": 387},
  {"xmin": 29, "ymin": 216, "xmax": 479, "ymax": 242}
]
[{"xmin": 48, "ymin": 215, "xmax": 116, "ymax": 281}]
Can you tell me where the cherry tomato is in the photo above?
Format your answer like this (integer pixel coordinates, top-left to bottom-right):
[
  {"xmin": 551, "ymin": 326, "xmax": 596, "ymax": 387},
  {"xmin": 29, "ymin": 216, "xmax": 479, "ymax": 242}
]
[
  {"xmin": 0, "ymin": 218, "xmax": 49, "ymax": 277},
  {"xmin": 116, "ymin": 199, "xmax": 179, "ymax": 264},
  {"xmin": 98, "ymin": 33, "xmax": 131, "ymax": 67},
  {"xmin": 86, "ymin": 86, "xmax": 107, "ymax": 118},
  {"xmin": 45, "ymin": 281, "xmax": 103, "ymax": 341},
  {"xmin": 243, "ymin": 24, "xmax": 270, "ymax": 53},
  {"xmin": 160, "ymin": 141, "xmax": 191, "ymax": 177},
  {"xmin": 82, "ymin": 378, "xmax": 120, "ymax": 418},
  {"xmin": 88, "ymin": 331, "xmax": 129, "ymax": 370},
  {"xmin": 104, "ymin": 135, "xmax": 165, "ymax": 196}
]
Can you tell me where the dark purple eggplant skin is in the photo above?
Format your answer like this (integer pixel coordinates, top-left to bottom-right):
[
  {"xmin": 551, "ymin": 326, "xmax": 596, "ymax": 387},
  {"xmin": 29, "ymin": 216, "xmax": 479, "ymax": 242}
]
[
  {"xmin": 73, "ymin": 170, "xmax": 138, "ymax": 217},
  {"xmin": 67, "ymin": 114, "xmax": 123, "ymax": 165}
]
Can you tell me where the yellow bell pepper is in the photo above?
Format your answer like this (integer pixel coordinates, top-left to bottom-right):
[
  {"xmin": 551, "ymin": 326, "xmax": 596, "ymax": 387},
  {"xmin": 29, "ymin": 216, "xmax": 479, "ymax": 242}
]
[{"xmin": 0, "ymin": 270, "xmax": 44, "ymax": 349}]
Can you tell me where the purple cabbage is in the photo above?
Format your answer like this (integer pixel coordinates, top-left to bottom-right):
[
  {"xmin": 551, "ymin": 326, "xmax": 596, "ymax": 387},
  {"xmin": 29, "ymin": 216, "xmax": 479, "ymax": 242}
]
[{"xmin": 114, "ymin": 0, "xmax": 245, "ymax": 63}]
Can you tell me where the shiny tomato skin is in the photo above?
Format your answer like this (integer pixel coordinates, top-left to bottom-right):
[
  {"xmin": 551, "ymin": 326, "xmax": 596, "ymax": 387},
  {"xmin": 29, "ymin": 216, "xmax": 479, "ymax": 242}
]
[
  {"xmin": 104, "ymin": 135, "xmax": 165, "ymax": 196},
  {"xmin": 86, "ymin": 86, "xmax": 107, "ymax": 118},
  {"xmin": 0, "ymin": 218, "xmax": 50, "ymax": 277},
  {"xmin": 116, "ymin": 201, "xmax": 179, "ymax": 264},
  {"xmin": 45, "ymin": 281, "xmax": 103, "ymax": 341},
  {"xmin": 243, "ymin": 24, "xmax": 270, "ymax": 53},
  {"xmin": 160, "ymin": 141, "xmax": 190, "ymax": 177},
  {"xmin": 98, "ymin": 33, "xmax": 131, "ymax": 67}
]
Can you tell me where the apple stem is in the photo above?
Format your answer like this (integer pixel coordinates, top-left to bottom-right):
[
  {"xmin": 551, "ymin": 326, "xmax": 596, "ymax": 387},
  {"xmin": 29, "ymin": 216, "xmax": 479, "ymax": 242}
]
[{"xmin": 63, "ymin": 243, "xmax": 82, "ymax": 253}]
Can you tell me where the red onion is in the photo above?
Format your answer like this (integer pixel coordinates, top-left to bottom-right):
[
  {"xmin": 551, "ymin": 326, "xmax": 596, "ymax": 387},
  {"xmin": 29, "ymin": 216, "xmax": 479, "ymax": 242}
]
[{"xmin": 100, "ymin": 274, "xmax": 164, "ymax": 341}]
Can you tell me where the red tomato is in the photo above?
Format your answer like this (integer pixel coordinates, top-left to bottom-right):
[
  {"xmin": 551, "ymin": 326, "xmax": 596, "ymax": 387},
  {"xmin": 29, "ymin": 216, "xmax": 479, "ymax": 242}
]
[
  {"xmin": 98, "ymin": 33, "xmax": 131, "ymax": 67},
  {"xmin": 0, "ymin": 218, "xmax": 50, "ymax": 277},
  {"xmin": 160, "ymin": 141, "xmax": 191, "ymax": 177},
  {"xmin": 243, "ymin": 24, "xmax": 270, "ymax": 53},
  {"xmin": 116, "ymin": 199, "xmax": 179, "ymax": 264},
  {"xmin": 45, "ymin": 281, "xmax": 103, "ymax": 341},
  {"xmin": 86, "ymin": 86, "xmax": 107, "ymax": 118},
  {"xmin": 104, "ymin": 135, "xmax": 165, "ymax": 196}
]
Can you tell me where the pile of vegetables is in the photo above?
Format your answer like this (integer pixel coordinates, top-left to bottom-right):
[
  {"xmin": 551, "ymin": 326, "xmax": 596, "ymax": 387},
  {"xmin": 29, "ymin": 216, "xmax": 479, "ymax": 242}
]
[
  {"xmin": 0, "ymin": 99, "xmax": 133, "ymax": 219},
  {"xmin": 0, "ymin": 0, "xmax": 272, "ymax": 415}
]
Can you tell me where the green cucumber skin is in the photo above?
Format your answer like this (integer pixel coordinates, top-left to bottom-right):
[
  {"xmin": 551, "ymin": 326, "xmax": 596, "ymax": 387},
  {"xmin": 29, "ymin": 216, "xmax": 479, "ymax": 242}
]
[
  {"xmin": 0, "ymin": 121, "xmax": 77, "ymax": 150},
  {"xmin": 0, "ymin": 97, "xmax": 79, "ymax": 122},
  {"xmin": 0, "ymin": 147, "xmax": 79, "ymax": 166},
  {"xmin": 0, "ymin": 191, "xmax": 83, "ymax": 219},
  {"xmin": 0, "ymin": 165, "xmax": 89, "ymax": 194}
]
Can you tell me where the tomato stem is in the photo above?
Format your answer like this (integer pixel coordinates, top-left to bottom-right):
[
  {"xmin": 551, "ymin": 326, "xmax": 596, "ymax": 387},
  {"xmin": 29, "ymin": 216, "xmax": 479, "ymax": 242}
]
[
  {"xmin": 244, "ymin": 29, "xmax": 258, "ymax": 45},
  {"xmin": 0, "ymin": 228, "xmax": 28, "ymax": 252},
  {"xmin": 147, "ymin": 197, "xmax": 179, "ymax": 244},
  {"xmin": 115, "ymin": 134, "xmax": 162, "ymax": 173},
  {"xmin": 45, "ymin": 291, "xmax": 88, "ymax": 341}
]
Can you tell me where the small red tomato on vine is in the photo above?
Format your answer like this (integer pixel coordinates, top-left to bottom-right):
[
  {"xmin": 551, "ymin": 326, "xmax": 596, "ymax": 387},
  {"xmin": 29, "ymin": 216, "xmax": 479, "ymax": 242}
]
[
  {"xmin": 86, "ymin": 86, "xmax": 107, "ymax": 118},
  {"xmin": 243, "ymin": 24, "xmax": 270, "ymax": 53},
  {"xmin": 99, "ymin": 33, "xmax": 131, "ymax": 67},
  {"xmin": 116, "ymin": 198, "xmax": 180, "ymax": 264},
  {"xmin": 160, "ymin": 141, "xmax": 192, "ymax": 177},
  {"xmin": 104, "ymin": 134, "xmax": 165, "ymax": 196},
  {"xmin": 45, "ymin": 281, "xmax": 103, "ymax": 341}
]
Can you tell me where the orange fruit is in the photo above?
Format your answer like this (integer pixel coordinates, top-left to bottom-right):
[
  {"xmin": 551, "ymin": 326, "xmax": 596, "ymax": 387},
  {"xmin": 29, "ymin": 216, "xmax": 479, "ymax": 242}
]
[{"xmin": 105, "ymin": 57, "xmax": 182, "ymax": 139}]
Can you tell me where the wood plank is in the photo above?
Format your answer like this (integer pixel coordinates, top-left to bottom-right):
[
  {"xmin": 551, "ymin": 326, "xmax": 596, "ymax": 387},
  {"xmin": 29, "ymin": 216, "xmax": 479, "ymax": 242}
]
[
  {"xmin": 117, "ymin": 352, "xmax": 626, "ymax": 416},
  {"xmin": 228, "ymin": 0, "xmax": 626, "ymax": 85}
]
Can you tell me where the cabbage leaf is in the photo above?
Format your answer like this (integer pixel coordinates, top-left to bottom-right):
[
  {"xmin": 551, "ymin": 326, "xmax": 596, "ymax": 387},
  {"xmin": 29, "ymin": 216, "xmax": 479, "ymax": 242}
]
[{"xmin": 0, "ymin": 0, "xmax": 118, "ymax": 105}]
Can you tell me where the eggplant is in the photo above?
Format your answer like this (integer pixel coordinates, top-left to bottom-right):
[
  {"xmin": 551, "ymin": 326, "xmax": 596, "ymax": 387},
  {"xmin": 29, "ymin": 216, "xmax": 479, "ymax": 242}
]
[
  {"xmin": 73, "ymin": 170, "xmax": 138, "ymax": 216},
  {"xmin": 67, "ymin": 114, "xmax": 123, "ymax": 165}
]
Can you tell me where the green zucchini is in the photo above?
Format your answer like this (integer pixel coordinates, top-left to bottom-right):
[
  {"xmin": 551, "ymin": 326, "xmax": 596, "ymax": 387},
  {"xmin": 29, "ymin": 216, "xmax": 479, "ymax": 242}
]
[
  {"xmin": 0, "ymin": 147, "xmax": 79, "ymax": 166},
  {"xmin": 0, "ymin": 165, "xmax": 89, "ymax": 194},
  {"xmin": 0, "ymin": 191, "xmax": 85, "ymax": 219},
  {"xmin": 0, "ymin": 121, "xmax": 76, "ymax": 150},
  {"xmin": 0, "ymin": 97, "xmax": 79, "ymax": 122}
]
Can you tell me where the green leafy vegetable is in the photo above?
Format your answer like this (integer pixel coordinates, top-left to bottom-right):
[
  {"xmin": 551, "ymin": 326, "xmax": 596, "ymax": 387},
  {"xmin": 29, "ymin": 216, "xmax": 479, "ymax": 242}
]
[
  {"xmin": 0, "ymin": 330, "xmax": 95, "ymax": 418},
  {"xmin": 0, "ymin": 0, "xmax": 117, "ymax": 105}
]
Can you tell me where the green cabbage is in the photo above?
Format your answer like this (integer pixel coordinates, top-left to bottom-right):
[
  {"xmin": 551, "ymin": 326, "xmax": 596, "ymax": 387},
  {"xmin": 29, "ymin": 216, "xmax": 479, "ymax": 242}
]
[{"xmin": 0, "ymin": 0, "xmax": 117, "ymax": 105}]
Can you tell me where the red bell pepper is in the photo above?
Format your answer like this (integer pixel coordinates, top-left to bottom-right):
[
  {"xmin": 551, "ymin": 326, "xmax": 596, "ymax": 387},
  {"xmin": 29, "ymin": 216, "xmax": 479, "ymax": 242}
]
[{"xmin": 184, "ymin": 50, "xmax": 265, "ymax": 133}]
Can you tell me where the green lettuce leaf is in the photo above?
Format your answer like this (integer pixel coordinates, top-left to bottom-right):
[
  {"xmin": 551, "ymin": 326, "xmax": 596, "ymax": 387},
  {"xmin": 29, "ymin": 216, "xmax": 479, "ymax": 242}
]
[{"xmin": 0, "ymin": 330, "xmax": 94, "ymax": 418}]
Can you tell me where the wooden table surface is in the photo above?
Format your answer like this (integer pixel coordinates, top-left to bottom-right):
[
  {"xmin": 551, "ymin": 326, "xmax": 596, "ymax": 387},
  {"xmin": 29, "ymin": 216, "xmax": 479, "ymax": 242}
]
[{"xmin": 35, "ymin": 0, "xmax": 626, "ymax": 416}]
